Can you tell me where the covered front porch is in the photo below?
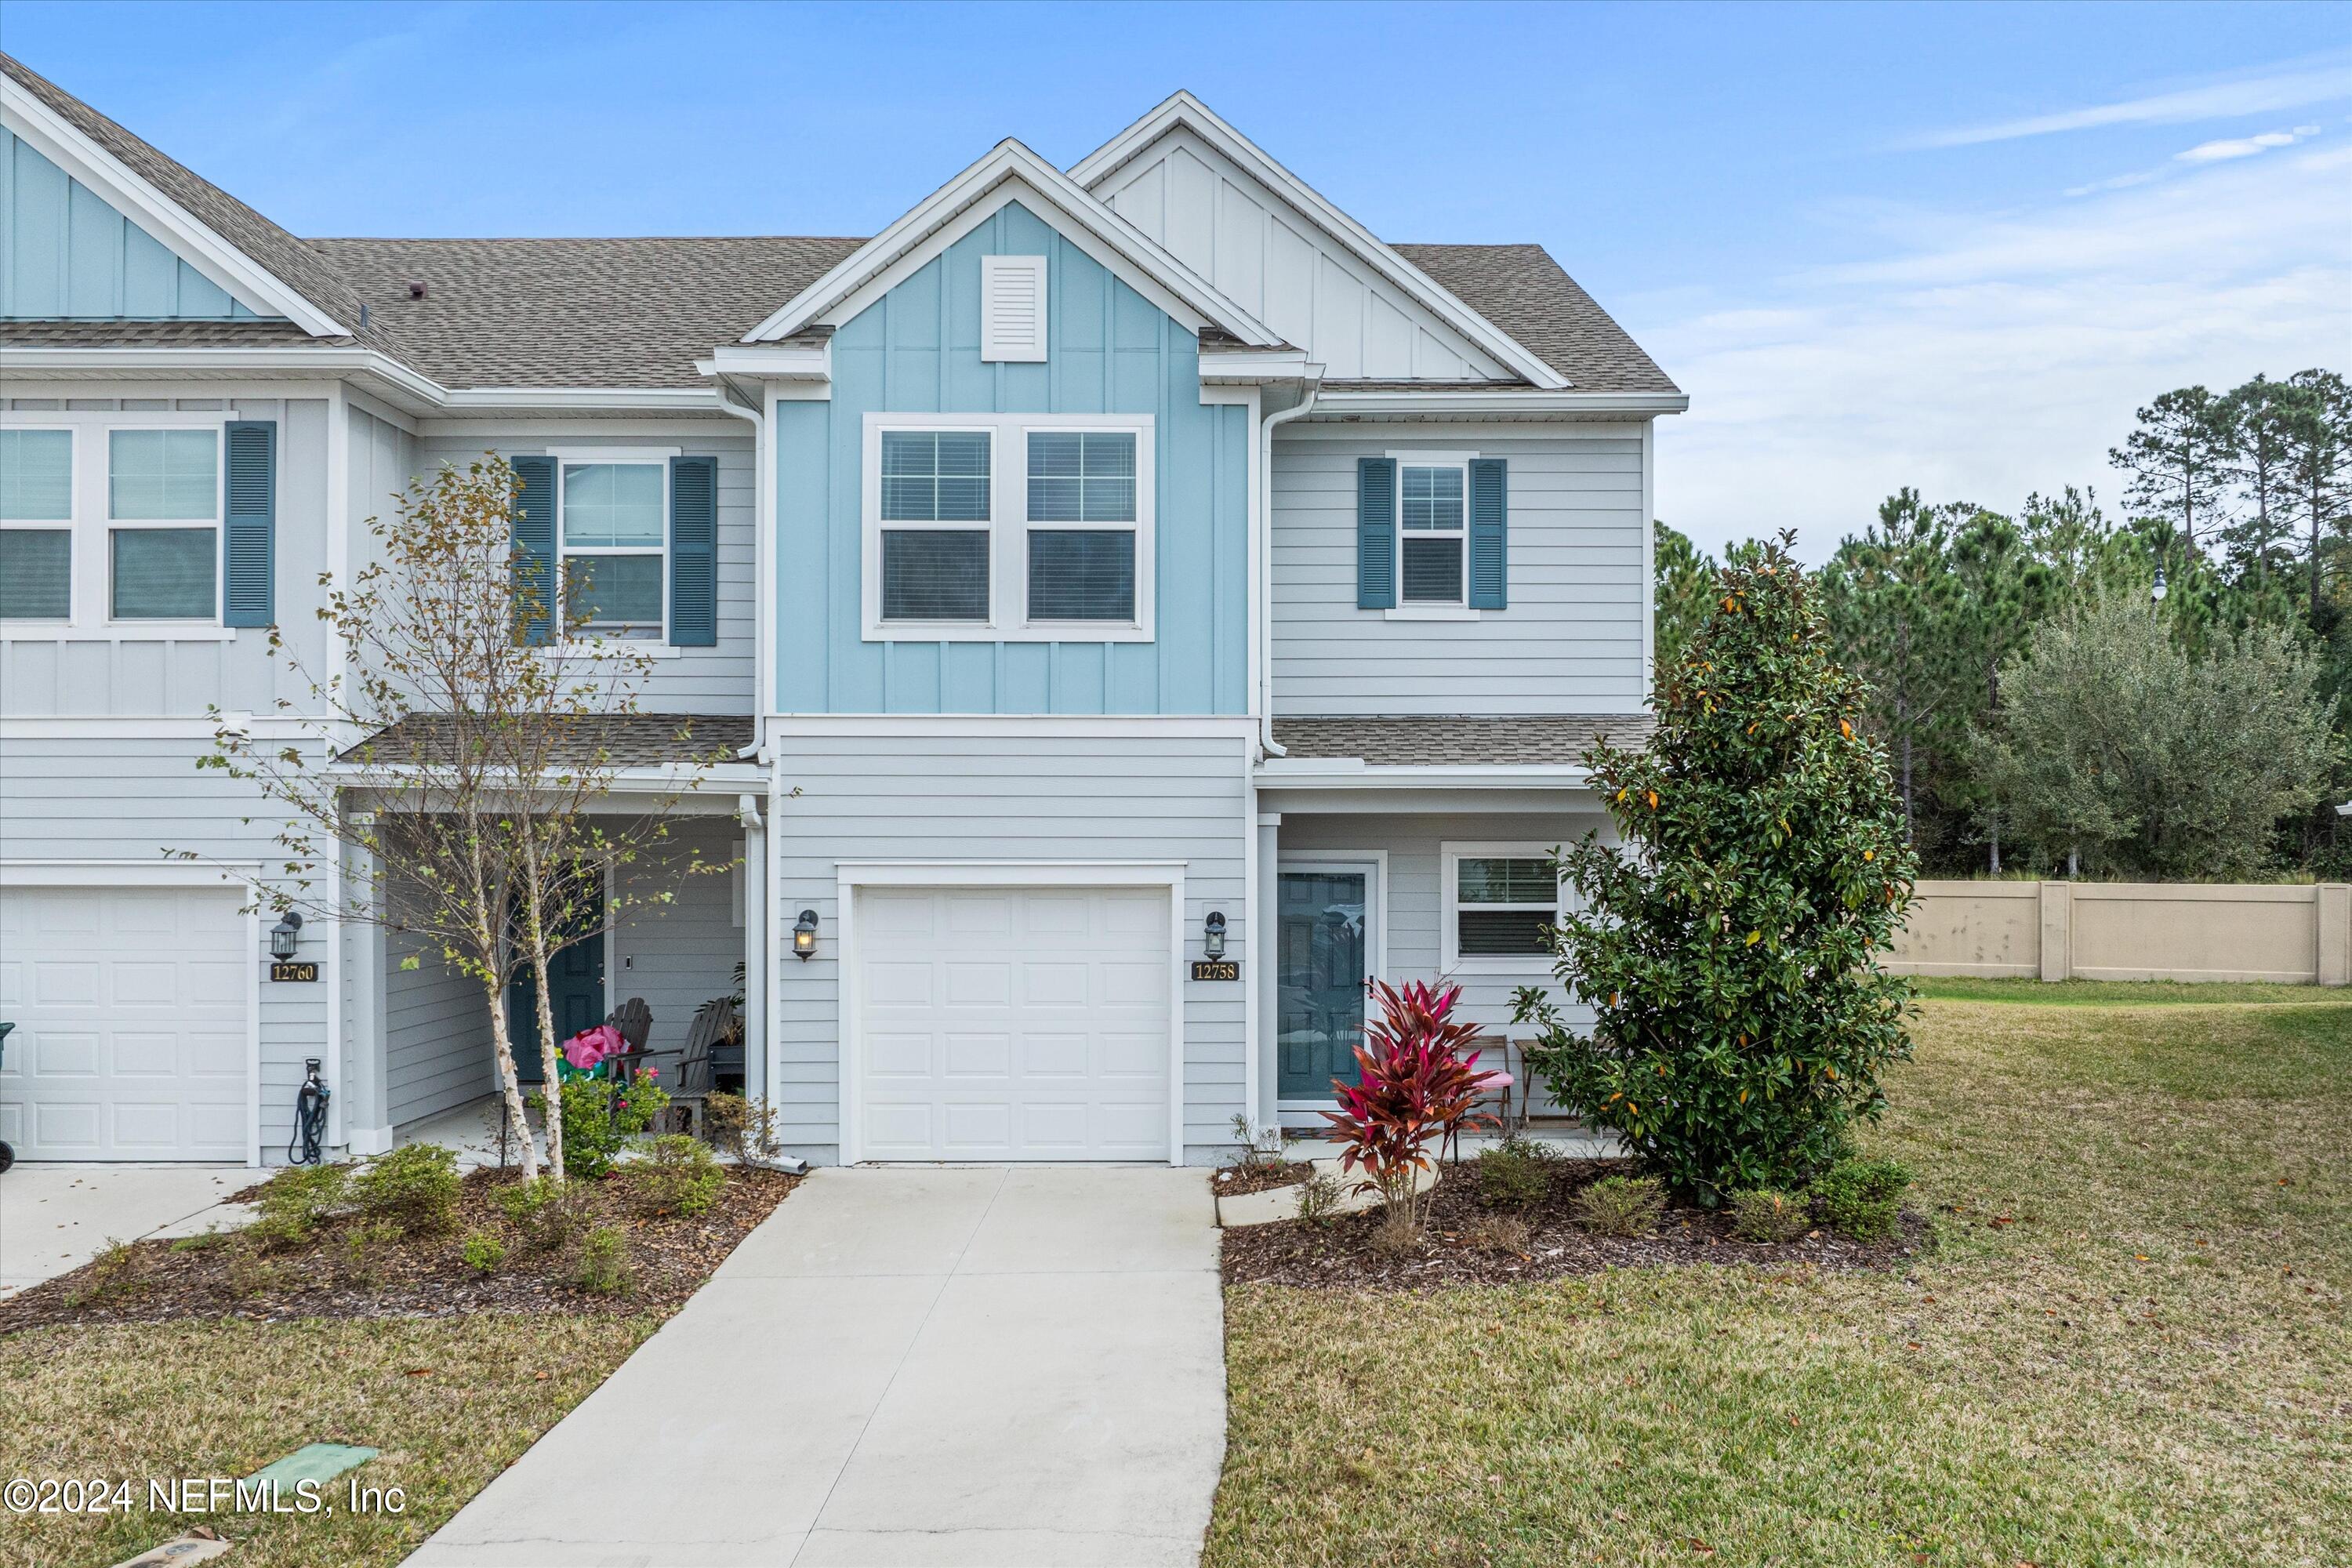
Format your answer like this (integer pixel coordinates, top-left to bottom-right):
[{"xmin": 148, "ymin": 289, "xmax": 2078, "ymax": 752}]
[
  {"xmin": 332, "ymin": 717, "xmax": 771, "ymax": 1158},
  {"xmin": 1250, "ymin": 714, "xmax": 1648, "ymax": 1134}
]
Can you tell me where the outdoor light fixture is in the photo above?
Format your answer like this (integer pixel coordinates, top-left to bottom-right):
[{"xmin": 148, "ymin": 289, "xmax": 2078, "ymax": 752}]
[
  {"xmin": 2151, "ymin": 565, "xmax": 2168, "ymax": 604},
  {"xmin": 1203, "ymin": 910, "xmax": 1228, "ymax": 960},
  {"xmin": 269, "ymin": 911, "xmax": 303, "ymax": 961},
  {"xmin": 793, "ymin": 909, "xmax": 819, "ymax": 960}
]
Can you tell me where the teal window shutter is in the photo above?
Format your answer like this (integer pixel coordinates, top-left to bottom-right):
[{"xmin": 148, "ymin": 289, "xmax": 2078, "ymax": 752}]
[
  {"xmin": 1356, "ymin": 456, "xmax": 1396, "ymax": 610},
  {"xmin": 221, "ymin": 420, "xmax": 276, "ymax": 627},
  {"xmin": 1468, "ymin": 457, "xmax": 1507, "ymax": 610},
  {"xmin": 669, "ymin": 455, "xmax": 718, "ymax": 647},
  {"xmin": 510, "ymin": 455, "xmax": 556, "ymax": 644}
]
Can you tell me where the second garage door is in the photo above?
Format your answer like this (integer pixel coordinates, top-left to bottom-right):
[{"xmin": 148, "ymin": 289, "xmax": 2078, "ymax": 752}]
[
  {"xmin": 854, "ymin": 886, "xmax": 1171, "ymax": 1161},
  {"xmin": 0, "ymin": 885, "xmax": 250, "ymax": 1161}
]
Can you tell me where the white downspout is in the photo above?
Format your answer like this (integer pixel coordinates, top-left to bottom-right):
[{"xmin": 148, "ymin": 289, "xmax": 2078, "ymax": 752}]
[{"xmin": 1258, "ymin": 374, "xmax": 1322, "ymax": 758}]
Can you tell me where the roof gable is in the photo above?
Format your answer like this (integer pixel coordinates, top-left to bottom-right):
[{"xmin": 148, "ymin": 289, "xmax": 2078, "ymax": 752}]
[
  {"xmin": 1071, "ymin": 93, "xmax": 1567, "ymax": 389},
  {"xmin": 743, "ymin": 140, "xmax": 1280, "ymax": 350},
  {"xmin": 0, "ymin": 51, "xmax": 360, "ymax": 337}
]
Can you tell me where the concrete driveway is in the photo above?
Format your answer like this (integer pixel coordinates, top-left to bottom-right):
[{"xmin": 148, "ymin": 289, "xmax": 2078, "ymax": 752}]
[
  {"xmin": 405, "ymin": 1165, "xmax": 1225, "ymax": 1568},
  {"xmin": 0, "ymin": 1164, "xmax": 254, "ymax": 1300}
]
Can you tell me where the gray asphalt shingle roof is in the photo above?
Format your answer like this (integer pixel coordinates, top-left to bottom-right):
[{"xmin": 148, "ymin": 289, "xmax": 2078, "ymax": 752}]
[
  {"xmin": 343, "ymin": 714, "xmax": 756, "ymax": 769},
  {"xmin": 1271, "ymin": 715, "xmax": 1654, "ymax": 767},
  {"xmin": 3, "ymin": 53, "xmax": 1675, "ymax": 398}
]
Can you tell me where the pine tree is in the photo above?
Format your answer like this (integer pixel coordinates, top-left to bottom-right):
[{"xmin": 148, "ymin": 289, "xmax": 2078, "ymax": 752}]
[
  {"xmin": 1518, "ymin": 532, "xmax": 1919, "ymax": 1202},
  {"xmin": 2108, "ymin": 386, "xmax": 2235, "ymax": 555},
  {"xmin": 2281, "ymin": 369, "xmax": 2352, "ymax": 630},
  {"xmin": 1652, "ymin": 520, "xmax": 1720, "ymax": 684}
]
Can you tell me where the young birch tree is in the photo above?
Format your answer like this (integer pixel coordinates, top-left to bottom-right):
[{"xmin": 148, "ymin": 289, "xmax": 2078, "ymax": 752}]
[
  {"xmin": 201, "ymin": 457, "xmax": 732, "ymax": 1181},
  {"xmin": 201, "ymin": 459, "xmax": 556, "ymax": 1174}
]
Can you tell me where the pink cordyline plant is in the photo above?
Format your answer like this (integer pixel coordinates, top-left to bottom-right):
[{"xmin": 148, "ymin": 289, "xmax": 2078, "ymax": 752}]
[{"xmin": 1320, "ymin": 979, "xmax": 1498, "ymax": 1231}]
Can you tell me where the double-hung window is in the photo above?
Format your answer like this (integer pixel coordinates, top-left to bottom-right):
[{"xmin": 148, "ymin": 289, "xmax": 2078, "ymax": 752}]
[
  {"xmin": 107, "ymin": 427, "xmax": 222, "ymax": 620},
  {"xmin": 879, "ymin": 430, "xmax": 993, "ymax": 623},
  {"xmin": 557, "ymin": 456, "xmax": 668, "ymax": 640},
  {"xmin": 862, "ymin": 414, "xmax": 1153, "ymax": 641},
  {"xmin": 1443, "ymin": 844, "xmax": 1563, "ymax": 968},
  {"xmin": 1399, "ymin": 459, "xmax": 1467, "ymax": 605},
  {"xmin": 0, "ymin": 427, "xmax": 74, "ymax": 622},
  {"xmin": 1025, "ymin": 430, "xmax": 1137, "ymax": 623}
]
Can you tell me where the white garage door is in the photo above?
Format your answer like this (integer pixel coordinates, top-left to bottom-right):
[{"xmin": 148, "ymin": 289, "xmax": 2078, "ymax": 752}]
[
  {"xmin": 855, "ymin": 886, "xmax": 1171, "ymax": 1161},
  {"xmin": 0, "ymin": 887, "xmax": 249, "ymax": 1161}
]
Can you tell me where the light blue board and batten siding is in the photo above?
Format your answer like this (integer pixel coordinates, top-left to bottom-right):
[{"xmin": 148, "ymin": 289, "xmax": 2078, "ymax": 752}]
[
  {"xmin": 1, "ymin": 129, "xmax": 270, "ymax": 320},
  {"xmin": 774, "ymin": 201, "xmax": 1250, "ymax": 715}
]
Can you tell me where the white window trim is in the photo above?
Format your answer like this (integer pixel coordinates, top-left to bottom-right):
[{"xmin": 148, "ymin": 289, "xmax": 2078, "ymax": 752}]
[
  {"xmin": 547, "ymin": 447, "xmax": 678, "ymax": 650},
  {"xmin": 860, "ymin": 411, "xmax": 1156, "ymax": 643},
  {"xmin": 1389, "ymin": 448, "xmax": 1475, "ymax": 610},
  {"xmin": 0, "ymin": 408, "xmax": 230, "ymax": 640},
  {"xmin": 1441, "ymin": 840, "xmax": 1566, "ymax": 975}
]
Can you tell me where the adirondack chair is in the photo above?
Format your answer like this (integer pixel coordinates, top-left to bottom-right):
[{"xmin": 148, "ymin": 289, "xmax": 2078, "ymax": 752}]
[
  {"xmin": 638, "ymin": 998, "xmax": 735, "ymax": 1138},
  {"xmin": 602, "ymin": 996, "xmax": 653, "ymax": 1082}
]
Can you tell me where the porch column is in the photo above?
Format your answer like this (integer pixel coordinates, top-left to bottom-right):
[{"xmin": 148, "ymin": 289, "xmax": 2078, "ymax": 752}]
[
  {"xmin": 1254, "ymin": 811, "xmax": 1282, "ymax": 1131},
  {"xmin": 741, "ymin": 801, "xmax": 768, "ymax": 1100},
  {"xmin": 343, "ymin": 828, "xmax": 394, "ymax": 1155}
]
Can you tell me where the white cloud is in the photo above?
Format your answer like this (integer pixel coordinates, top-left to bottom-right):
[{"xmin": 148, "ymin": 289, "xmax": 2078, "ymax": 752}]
[
  {"xmin": 2176, "ymin": 128, "xmax": 2312, "ymax": 163},
  {"xmin": 1915, "ymin": 58, "xmax": 2350, "ymax": 147},
  {"xmin": 1640, "ymin": 143, "xmax": 2352, "ymax": 564}
]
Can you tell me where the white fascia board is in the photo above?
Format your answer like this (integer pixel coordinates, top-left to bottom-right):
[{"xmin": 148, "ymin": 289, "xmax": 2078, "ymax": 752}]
[
  {"xmin": 1070, "ymin": 92, "xmax": 1570, "ymax": 392},
  {"xmin": 0, "ymin": 344, "xmax": 444, "ymax": 406},
  {"xmin": 1311, "ymin": 388, "xmax": 1690, "ymax": 418},
  {"xmin": 329, "ymin": 761, "xmax": 769, "ymax": 793},
  {"xmin": 1199, "ymin": 347, "xmax": 1316, "ymax": 384},
  {"xmin": 437, "ymin": 387, "xmax": 726, "ymax": 413},
  {"xmin": 2, "ymin": 86, "xmax": 350, "ymax": 337},
  {"xmin": 742, "ymin": 140, "xmax": 1279, "ymax": 349},
  {"xmin": 701, "ymin": 343, "xmax": 831, "ymax": 381},
  {"xmin": 1254, "ymin": 759, "xmax": 1594, "ymax": 790}
]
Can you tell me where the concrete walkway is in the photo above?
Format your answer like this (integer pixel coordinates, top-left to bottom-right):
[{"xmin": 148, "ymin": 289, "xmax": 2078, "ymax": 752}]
[
  {"xmin": 0, "ymin": 1164, "xmax": 254, "ymax": 1300},
  {"xmin": 405, "ymin": 1166, "xmax": 1225, "ymax": 1568}
]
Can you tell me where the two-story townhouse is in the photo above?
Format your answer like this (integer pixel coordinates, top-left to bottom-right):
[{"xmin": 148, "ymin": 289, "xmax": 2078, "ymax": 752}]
[{"xmin": 0, "ymin": 57, "xmax": 1680, "ymax": 1169}]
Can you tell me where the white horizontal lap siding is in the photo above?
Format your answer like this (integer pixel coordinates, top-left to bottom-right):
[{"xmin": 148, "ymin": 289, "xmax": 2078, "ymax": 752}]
[
  {"xmin": 0, "ymin": 735, "xmax": 332, "ymax": 1160},
  {"xmin": 774, "ymin": 730, "xmax": 1251, "ymax": 1163},
  {"xmin": 384, "ymin": 930, "xmax": 492, "ymax": 1130},
  {"xmin": 609, "ymin": 818, "xmax": 742, "ymax": 1066},
  {"xmin": 1280, "ymin": 810, "xmax": 1610, "ymax": 1117},
  {"xmin": 414, "ymin": 432, "xmax": 757, "ymax": 715},
  {"xmin": 1271, "ymin": 432, "xmax": 1647, "ymax": 715},
  {"xmin": 0, "ymin": 394, "xmax": 332, "ymax": 719}
]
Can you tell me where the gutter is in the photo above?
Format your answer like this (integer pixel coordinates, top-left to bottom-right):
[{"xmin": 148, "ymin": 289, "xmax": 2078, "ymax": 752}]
[
  {"xmin": 1254, "ymin": 760, "xmax": 1596, "ymax": 790},
  {"xmin": 1310, "ymin": 388, "xmax": 1690, "ymax": 418},
  {"xmin": 704, "ymin": 379, "xmax": 774, "ymax": 740},
  {"xmin": 1257, "ymin": 372, "xmax": 1323, "ymax": 757}
]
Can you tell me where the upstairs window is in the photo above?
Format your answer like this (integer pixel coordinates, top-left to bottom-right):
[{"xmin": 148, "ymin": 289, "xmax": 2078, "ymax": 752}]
[
  {"xmin": 1399, "ymin": 462, "xmax": 1466, "ymax": 604},
  {"xmin": 862, "ymin": 415, "xmax": 1154, "ymax": 642},
  {"xmin": 560, "ymin": 461, "xmax": 667, "ymax": 640},
  {"xmin": 0, "ymin": 428, "xmax": 74, "ymax": 621},
  {"xmin": 879, "ymin": 430, "xmax": 993, "ymax": 622},
  {"xmin": 1025, "ymin": 430, "xmax": 1137, "ymax": 622},
  {"xmin": 108, "ymin": 427, "xmax": 220, "ymax": 620},
  {"xmin": 1446, "ymin": 848, "xmax": 1562, "ymax": 967}
]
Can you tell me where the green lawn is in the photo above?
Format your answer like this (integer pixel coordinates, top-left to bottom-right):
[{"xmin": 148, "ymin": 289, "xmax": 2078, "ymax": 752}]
[
  {"xmin": 0, "ymin": 1315, "xmax": 659, "ymax": 1568},
  {"xmin": 1911, "ymin": 975, "xmax": 2335, "ymax": 1006},
  {"xmin": 1207, "ymin": 989, "xmax": 2352, "ymax": 1567}
]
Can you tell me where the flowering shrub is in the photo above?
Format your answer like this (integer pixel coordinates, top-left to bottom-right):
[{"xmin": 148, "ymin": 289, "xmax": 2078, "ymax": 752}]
[{"xmin": 1319, "ymin": 979, "xmax": 1496, "ymax": 1232}]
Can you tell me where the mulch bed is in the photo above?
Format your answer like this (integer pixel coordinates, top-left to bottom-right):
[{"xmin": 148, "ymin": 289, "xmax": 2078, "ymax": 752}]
[
  {"xmin": 0, "ymin": 1163, "xmax": 799, "ymax": 1335},
  {"xmin": 1212, "ymin": 1160, "xmax": 1316, "ymax": 1196},
  {"xmin": 1221, "ymin": 1158, "xmax": 1926, "ymax": 1290}
]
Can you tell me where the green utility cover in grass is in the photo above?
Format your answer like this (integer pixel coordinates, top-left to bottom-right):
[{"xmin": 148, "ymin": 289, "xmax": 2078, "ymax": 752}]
[{"xmin": 244, "ymin": 1442, "xmax": 379, "ymax": 1486}]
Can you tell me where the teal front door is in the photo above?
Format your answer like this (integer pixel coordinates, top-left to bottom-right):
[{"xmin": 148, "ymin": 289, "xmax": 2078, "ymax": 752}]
[
  {"xmin": 507, "ymin": 937, "xmax": 605, "ymax": 1084},
  {"xmin": 1277, "ymin": 866, "xmax": 1373, "ymax": 1100}
]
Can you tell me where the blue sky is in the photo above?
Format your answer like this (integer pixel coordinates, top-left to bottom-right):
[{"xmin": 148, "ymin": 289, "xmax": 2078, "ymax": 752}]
[{"xmin": 5, "ymin": 1, "xmax": 2347, "ymax": 558}]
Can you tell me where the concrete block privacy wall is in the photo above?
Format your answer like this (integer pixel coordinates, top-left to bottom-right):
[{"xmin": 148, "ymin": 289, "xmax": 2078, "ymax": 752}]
[{"xmin": 1888, "ymin": 880, "xmax": 2352, "ymax": 986}]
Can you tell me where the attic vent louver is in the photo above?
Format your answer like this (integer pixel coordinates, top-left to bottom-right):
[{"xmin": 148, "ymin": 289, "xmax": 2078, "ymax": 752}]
[{"xmin": 980, "ymin": 255, "xmax": 1047, "ymax": 363}]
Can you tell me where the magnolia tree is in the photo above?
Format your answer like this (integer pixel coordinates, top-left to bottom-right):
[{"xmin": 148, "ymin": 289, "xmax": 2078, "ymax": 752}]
[
  {"xmin": 1515, "ymin": 532, "xmax": 1919, "ymax": 1203},
  {"xmin": 200, "ymin": 457, "xmax": 726, "ymax": 1180}
]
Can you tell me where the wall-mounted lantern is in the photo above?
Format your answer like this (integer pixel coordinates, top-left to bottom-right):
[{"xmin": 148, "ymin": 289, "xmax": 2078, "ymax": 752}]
[
  {"xmin": 1203, "ymin": 910, "xmax": 1227, "ymax": 961},
  {"xmin": 793, "ymin": 908, "xmax": 819, "ymax": 960},
  {"xmin": 269, "ymin": 911, "xmax": 303, "ymax": 961}
]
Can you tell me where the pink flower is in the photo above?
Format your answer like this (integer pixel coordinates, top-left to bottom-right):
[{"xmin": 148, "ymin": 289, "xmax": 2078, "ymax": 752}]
[{"xmin": 561, "ymin": 1022, "xmax": 623, "ymax": 1071}]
